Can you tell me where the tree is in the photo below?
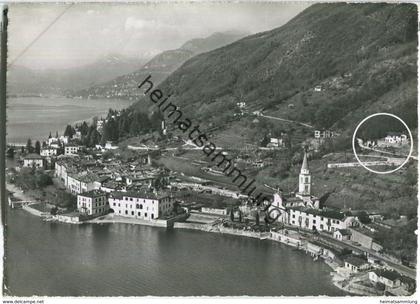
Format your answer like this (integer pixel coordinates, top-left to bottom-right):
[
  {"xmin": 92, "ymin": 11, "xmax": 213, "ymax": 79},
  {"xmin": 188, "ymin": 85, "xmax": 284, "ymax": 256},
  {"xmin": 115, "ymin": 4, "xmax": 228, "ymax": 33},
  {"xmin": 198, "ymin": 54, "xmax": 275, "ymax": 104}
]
[
  {"xmin": 358, "ymin": 211, "xmax": 371, "ymax": 224},
  {"xmin": 55, "ymin": 131, "xmax": 59, "ymax": 138},
  {"xmin": 88, "ymin": 129, "xmax": 101, "ymax": 147},
  {"xmin": 6, "ymin": 147, "xmax": 15, "ymax": 158},
  {"xmin": 255, "ymin": 211, "xmax": 260, "ymax": 226},
  {"xmin": 260, "ymin": 134, "xmax": 270, "ymax": 147},
  {"xmin": 172, "ymin": 201, "xmax": 182, "ymax": 215},
  {"xmin": 50, "ymin": 206, "xmax": 58, "ymax": 215},
  {"xmin": 102, "ymin": 150, "xmax": 114, "ymax": 160},
  {"xmin": 64, "ymin": 125, "xmax": 75, "ymax": 138},
  {"xmin": 21, "ymin": 146, "xmax": 25, "ymax": 154},
  {"xmin": 35, "ymin": 141, "xmax": 41, "ymax": 154},
  {"xmin": 101, "ymin": 118, "xmax": 119, "ymax": 145},
  {"xmin": 80, "ymin": 121, "xmax": 89, "ymax": 136},
  {"xmin": 26, "ymin": 138, "xmax": 33, "ymax": 153},
  {"xmin": 48, "ymin": 132, "xmax": 52, "ymax": 139}
]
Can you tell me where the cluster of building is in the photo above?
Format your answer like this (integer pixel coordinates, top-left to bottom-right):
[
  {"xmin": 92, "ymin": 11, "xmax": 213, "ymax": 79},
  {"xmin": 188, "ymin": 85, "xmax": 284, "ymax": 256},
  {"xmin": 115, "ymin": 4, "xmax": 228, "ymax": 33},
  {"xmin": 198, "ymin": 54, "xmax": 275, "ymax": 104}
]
[
  {"xmin": 364, "ymin": 133, "xmax": 409, "ymax": 148},
  {"xmin": 258, "ymin": 152, "xmax": 386, "ymax": 253},
  {"xmin": 22, "ymin": 133, "xmax": 84, "ymax": 170},
  {"xmin": 76, "ymin": 188, "xmax": 174, "ymax": 221},
  {"xmin": 54, "ymin": 153, "xmax": 175, "ymax": 221},
  {"xmin": 341, "ymin": 255, "xmax": 415, "ymax": 295}
]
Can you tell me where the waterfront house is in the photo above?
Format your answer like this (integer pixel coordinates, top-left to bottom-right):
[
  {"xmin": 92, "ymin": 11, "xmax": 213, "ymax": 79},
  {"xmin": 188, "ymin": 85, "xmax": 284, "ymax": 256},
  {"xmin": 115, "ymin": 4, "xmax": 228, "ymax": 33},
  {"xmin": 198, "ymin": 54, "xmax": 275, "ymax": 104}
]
[
  {"xmin": 334, "ymin": 229, "xmax": 352, "ymax": 241},
  {"xmin": 77, "ymin": 190, "xmax": 109, "ymax": 216},
  {"xmin": 56, "ymin": 212, "xmax": 81, "ymax": 223},
  {"xmin": 369, "ymin": 269, "xmax": 401, "ymax": 288},
  {"xmin": 201, "ymin": 207, "xmax": 228, "ymax": 216},
  {"xmin": 67, "ymin": 172, "xmax": 100, "ymax": 194},
  {"xmin": 344, "ymin": 256, "xmax": 370, "ymax": 273},
  {"xmin": 289, "ymin": 207, "xmax": 356, "ymax": 232},
  {"xmin": 23, "ymin": 153, "xmax": 46, "ymax": 169},
  {"xmin": 109, "ymin": 190, "xmax": 174, "ymax": 221}
]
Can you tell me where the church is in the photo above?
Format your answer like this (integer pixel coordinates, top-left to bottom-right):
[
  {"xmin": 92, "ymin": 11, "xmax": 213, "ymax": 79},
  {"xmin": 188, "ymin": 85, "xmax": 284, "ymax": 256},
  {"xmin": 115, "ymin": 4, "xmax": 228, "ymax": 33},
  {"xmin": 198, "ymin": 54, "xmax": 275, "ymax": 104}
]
[
  {"xmin": 270, "ymin": 150, "xmax": 357, "ymax": 233},
  {"xmin": 271, "ymin": 150, "xmax": 320, "ymax": 215}
]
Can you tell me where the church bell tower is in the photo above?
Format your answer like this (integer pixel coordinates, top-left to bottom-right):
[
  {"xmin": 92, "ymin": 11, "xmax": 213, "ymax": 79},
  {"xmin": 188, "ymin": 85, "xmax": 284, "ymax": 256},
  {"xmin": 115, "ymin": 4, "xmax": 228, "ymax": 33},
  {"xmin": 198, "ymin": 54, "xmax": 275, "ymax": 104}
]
[{"xmin": 298, "ymin": 150, "xmax": 311, "ymax": 196}]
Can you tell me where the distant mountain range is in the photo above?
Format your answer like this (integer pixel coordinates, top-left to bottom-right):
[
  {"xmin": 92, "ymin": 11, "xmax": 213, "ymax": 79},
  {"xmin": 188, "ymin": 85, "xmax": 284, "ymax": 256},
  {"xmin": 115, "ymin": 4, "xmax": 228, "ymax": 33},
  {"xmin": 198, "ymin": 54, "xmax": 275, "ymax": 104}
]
[
  {"xmin": 73, "ymin": 31, "xmax": 248, "ymax": 99},
  {"xmin": 8, "ymin": 54, "xmax": 148, "ymax": 96}
]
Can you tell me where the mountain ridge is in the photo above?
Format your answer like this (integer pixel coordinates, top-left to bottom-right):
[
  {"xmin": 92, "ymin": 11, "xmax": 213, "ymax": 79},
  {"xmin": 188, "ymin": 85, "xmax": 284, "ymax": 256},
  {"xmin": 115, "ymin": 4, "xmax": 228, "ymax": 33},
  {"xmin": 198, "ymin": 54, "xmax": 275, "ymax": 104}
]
[
  {"xmin": 74, "ymin": 31, "xmax": 248, "ymax": 99},
  {"xmin": 146, "ymin": 2, "xmax": 416, "ymax": 137}
]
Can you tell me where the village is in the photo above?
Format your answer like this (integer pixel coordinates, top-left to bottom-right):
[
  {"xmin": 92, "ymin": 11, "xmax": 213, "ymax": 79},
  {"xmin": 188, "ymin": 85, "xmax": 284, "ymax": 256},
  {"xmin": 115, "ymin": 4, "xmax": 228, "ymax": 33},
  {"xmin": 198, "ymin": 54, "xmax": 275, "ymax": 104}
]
[{"xmin": 4, "ymin": 111, "xmax": 417, "ymax": 297}]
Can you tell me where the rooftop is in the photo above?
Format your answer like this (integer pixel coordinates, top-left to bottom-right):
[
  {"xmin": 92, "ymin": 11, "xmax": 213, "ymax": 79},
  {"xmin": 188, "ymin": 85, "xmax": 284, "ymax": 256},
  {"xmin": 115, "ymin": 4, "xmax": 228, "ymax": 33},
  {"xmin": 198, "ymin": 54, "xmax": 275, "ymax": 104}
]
[
  {"xmin": 290, "ymin": 207, "xmax": 346, "ymax": 220},
  {"xmin": 336, "ymin": 229, "xmax": 351, "ymax": 236},
  {"xmin": 111, "ymin": 190, "xmax": 171, "ymax": 200},
  {"xmin": 24, "ymin": 153, "xmax": 43, "ymax": 160},
  {"xmin": 350, "ymin": 226, "xmax": 375, "ymax": 238},
  {"xmin": 372, "ymin": 269, "xmax": 401, "ymax": 282},
  {"xmin": 345, "ymin": 256, "xmax": 368, "ymax": 267},
  {"xmin": 78, "ymin": 190, "xmax": 106, "ymax": 198}
]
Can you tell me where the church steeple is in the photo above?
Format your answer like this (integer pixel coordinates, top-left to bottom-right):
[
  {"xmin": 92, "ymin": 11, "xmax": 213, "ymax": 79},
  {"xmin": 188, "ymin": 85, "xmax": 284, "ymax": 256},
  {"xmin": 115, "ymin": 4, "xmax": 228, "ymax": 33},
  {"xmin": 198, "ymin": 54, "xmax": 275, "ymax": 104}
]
[
  {"xmin": 301, "ymin": 150, "xmax": 309, "ymax": 174},
  {"xmin": 298, "ymin": 150, "xmax": 311, "ymax": 196}
]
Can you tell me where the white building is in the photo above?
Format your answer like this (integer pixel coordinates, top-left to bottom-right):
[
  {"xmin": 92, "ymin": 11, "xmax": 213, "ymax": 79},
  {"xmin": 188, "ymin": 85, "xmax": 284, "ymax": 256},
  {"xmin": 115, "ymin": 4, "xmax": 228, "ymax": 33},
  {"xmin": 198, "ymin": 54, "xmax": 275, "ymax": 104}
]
[
  {"xmin": 23, "ymin": 154, "xmax": 45, "ymax": 169},
  {"xmin": 66, "ymin": 173, "xmax": 100, "ymax": 194},
  {"xmin": 55, "ymin": 160, "xmax": 69, "ymax": 183},
  {"xmin": 109, "ymin": 191, "xmax": 174, "ymax": 221},
  {"xmin": 384, "ymin": 133, "xmax": 408, "ymax": 145},
  {"xmin": 77, "ymin": 190, "xmax": 108, "ymax": 216},
  {"xmin": 201, "ymin": 207, "xmax": 228, "ymax": 216},
  {"xmin": 314, "ymin": 85, "xmax": 322, "ymax": 92},
  {"xmin": 104, "ymin": 141, "xmax": 118, "ymax": 150},
  {"xmin": 48, "ymin": 136, "xmax": 69, "ymax": 147},
  {"xmin": 369, "ymin": 269, "xmax": 401, "ymax": 288},
  {"xmin": 65, "ymin": 145, "xmax": 82, "ymax": 156},
  {"xmin": 333, "ymin": 229, "xmax": 352, "ymax": 241},
  {"xmin": 236, "ymin": 102, "xmax": 246, "ymax": 108},
  {"xmin": 288, "ymin": 207, "xmax": 356, "ymax": 232},
  {"xmin": 344, "ymin": 256, "xmax": 370, "ymax": 273},
  {"xmin": 314, "ymin": 130, "xmax": 336, "ymax": 139},
  {"xmin": 73, "ymin": 131, "xmax": 82, "ymax": 140},
  {"xmin": 267, "ymin": 138, "xmax": 284, "ymax": 148},
  {"xmin": 96, "ymin": 119, "xmax": 105, "ymax": 132},
  {"xmin": 40, "ymin": 147, "xmax": 58, "ymax": 157}
]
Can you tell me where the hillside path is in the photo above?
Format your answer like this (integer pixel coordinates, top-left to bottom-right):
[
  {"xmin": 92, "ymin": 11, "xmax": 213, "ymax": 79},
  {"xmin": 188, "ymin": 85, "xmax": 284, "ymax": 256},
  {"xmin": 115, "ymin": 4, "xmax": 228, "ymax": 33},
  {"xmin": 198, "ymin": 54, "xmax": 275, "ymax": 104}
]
[{"xmin": 260, "ymin": 114, "xmax": 314, "ymax": 129}]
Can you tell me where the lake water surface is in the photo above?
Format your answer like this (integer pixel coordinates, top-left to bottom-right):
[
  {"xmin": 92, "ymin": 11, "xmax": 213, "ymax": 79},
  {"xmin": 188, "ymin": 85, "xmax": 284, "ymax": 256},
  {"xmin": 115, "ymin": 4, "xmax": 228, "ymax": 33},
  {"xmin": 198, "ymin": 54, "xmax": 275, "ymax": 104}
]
[
  {"xmin": 4, "ymin": 209, "xmax": 345, "ymax": 296},
  {"xmin": 6, "ymin": 97, "xmax": 134, "ymax": 144}
]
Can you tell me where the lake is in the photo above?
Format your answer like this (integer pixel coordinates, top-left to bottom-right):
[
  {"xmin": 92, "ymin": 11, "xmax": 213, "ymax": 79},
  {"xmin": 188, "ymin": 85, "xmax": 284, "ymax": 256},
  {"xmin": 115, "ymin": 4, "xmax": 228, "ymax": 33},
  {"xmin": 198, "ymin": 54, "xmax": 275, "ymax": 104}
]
[
  {"xmin": 6, "ymin": 97, "xmax": 135, "ymax": 144},
  {"xmin": 4, "ymin": 95, "xmax": 345, "ymax": 296},
  {"xmin": 4, "ymin": 209, "xmax": 345, "ymax": 296}
]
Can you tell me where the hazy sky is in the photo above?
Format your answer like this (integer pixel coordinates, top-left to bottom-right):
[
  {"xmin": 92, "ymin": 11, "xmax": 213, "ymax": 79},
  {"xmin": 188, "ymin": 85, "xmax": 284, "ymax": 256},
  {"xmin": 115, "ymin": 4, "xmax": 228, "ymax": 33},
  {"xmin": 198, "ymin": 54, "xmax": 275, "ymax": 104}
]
[{"xmin": 8, "ymin": 2, "xmax": 309, "ymax": 70}]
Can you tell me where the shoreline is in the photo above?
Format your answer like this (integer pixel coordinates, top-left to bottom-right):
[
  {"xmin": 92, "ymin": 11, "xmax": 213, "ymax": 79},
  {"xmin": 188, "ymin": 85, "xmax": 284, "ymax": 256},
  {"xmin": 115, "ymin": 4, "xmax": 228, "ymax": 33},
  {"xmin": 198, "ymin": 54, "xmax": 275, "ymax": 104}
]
[{"xmin": 15, "ymin": 204, "xmax": 355, "ymax": 295}]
